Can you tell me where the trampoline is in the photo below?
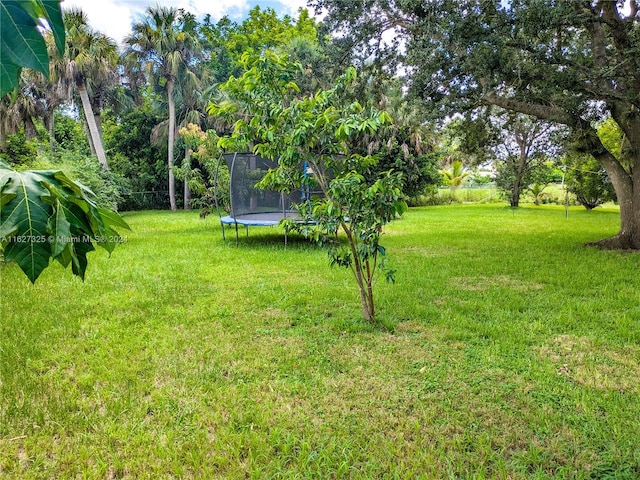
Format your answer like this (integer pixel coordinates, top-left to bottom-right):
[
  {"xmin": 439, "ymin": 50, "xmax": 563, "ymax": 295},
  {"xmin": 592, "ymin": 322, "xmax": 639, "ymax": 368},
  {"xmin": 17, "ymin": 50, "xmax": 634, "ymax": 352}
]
[{"xmin": 214, "ymin": 152, "xmax": 311, "ymax": 244}]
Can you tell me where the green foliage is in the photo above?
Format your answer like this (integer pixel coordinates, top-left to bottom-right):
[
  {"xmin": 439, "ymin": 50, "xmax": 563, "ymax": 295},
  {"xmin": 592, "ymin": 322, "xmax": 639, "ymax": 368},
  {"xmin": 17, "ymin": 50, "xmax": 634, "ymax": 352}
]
[
  {"xmin": 317, "ymin": 170, "xmax": 407, "ymax": 284},
  {"xmin": 317, "ymin": 0, "xmax": 640, "ymax": 247},
  {"xmin": 124, "ymin": 5, "xmax": 202, "ymax": 210},
  {"xmin": 103, "ymin": 105, "xmax": 167, "ymax": 210},
  {"xmin": 597, "ymin": 118, "xmax": 624, "ymax": 161},
  {"xmin": 182, "ymin": 127, "xmax": 227, "ymax": 216},
  {"xmin": 200, "ymin": 6, "xmax": 330, "ymax": 97},
  {"xmin": 30, "ymin": 150, "xmax": 127, "ymax": 211},
  {"xmin": 0, "ymin": 129, "xmax": 38, "ymax": 166},
  {"xmin": 471, "ymin": 172, "xmax": 493, "ymax": 185},
  {"xmin": 53, "ymin": 112, "xmax": 90, "ymax": 153},
  {"xmin": 373, "ymin": 137, "xmax": 439, "ymax": 199},
  {"xmin": 439, "ymin": 160, "xmax": 471, "ymax": 202},
  {"xmin": 565, "ymin": 154, "xmax": 617, "ymax": 211},
  {"xmin": 528, "ymin": 182, "xmax": 548, "ymax": 206},
  {"xmin": 0, "ymin": 160, "xmax": 129, "ymax": 282},
  {"xmin": 0, "ymin": 0, "xmax": 65, "ymax": 96},
  {"xmin": 0, "ymin": 1, "xmax": 129, "ymax": 283},
  {"xmin": 212, "ymin": 53, "xmax": 405, "ymax": 322}
]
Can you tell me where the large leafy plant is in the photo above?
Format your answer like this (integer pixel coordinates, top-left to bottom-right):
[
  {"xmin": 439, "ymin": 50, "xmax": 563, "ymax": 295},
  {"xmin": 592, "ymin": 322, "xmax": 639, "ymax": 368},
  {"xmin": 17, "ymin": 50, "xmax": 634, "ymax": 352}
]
[
  {"xmin": 210, "ymin": 53, "xmax": 406, "ymax": 322},
  {"xmin": 0, "ymin": 161, "xmax": 129, "ymax": 282},
  {"xmin": 1, "ymin": 0, "xmax": 129, "ymax": 282}
]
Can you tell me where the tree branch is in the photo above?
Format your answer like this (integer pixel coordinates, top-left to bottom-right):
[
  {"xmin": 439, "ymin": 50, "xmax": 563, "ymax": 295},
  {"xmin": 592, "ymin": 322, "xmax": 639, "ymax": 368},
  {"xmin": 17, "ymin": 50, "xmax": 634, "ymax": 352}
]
[
  {"xmin": 482, "ymin": 90, "xmax": 631, "ymax": 183},
  {"xmin": 482, "ymin": 91, "xmax": 576, "ymax": 126},
  {"xmin": 598, "ymin": 0, "xmax": 640, "ymax": 93}
]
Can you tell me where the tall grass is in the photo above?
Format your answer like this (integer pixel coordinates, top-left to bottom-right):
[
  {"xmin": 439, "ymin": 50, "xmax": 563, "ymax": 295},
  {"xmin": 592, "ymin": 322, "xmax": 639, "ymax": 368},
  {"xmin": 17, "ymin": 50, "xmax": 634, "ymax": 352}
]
[{"xmin": 1, "ymin": 205, "xmax": 639, "ymax": 478}]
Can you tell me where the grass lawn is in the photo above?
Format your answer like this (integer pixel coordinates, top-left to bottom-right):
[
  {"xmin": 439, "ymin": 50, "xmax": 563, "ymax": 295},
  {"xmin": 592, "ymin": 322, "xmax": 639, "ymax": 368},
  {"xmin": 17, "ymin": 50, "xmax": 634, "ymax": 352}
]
[{"xmin": 1, "ymin": 204, "xmax": 639, "ymax": 478}]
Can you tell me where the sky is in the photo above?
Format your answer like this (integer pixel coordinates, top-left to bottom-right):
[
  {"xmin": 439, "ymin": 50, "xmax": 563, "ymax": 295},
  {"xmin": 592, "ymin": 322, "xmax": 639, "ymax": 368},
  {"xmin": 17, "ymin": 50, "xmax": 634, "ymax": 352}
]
[{"xmin": 61, "ymin": 0, "xmax": 314, "ymax": 47}]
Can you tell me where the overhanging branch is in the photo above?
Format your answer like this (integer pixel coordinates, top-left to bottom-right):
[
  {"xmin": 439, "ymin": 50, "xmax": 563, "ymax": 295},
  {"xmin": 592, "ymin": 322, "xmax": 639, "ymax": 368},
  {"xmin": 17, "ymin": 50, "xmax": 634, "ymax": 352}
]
[{"xmin": 482, "ymin": 91, "xmax": 631, "ymax": 184}]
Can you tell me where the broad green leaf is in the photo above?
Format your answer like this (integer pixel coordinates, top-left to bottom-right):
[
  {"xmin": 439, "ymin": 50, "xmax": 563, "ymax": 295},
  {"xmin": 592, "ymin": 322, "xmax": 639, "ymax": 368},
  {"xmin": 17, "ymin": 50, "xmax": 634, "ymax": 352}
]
[
  {"xmin": 70, "ymin": 238, "xmax": 94, "ymax": 280},
  {"xmin": 54, "ymin": 241, "xmax": 73, "ymax": 268},
  {"xmin": 98, "ymin": 207, "xmax": 131, "ymax": 231},
  {"xmin": 0, "ymin": 0, "xmax": 64, "ymax": 96},
  {"xmin": 0, "ymin": 161, "xmax": 129, "ymax": 283},
  {"xmin": 47, "ymin": 199, "xmax": 71, "ymax": 257},
  {"xmin": 0, "ymin": 2, "xmax": 49, "ymax": 77},
  {"xmin": 0, "ymin": 167, "xmax": 56, "ymax": 282},
  {"xmin": 0, "ymin": 48, "xmax": 20, "ymax": 95}
]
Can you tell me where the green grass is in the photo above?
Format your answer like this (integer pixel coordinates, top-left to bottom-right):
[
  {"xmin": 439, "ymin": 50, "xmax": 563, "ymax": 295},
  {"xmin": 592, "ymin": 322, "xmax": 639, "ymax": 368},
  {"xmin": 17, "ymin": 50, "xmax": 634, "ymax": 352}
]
[{"xmin": 1, "ymin": 204, "xmax": 639, "ymax": 478}]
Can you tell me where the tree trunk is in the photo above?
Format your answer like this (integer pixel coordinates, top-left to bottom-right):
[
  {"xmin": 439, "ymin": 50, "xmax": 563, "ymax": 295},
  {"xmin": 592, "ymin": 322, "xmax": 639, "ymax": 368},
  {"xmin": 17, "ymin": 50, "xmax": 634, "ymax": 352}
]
[
  {"xmin": 511, "ymin": 143, "xmax": 528, "ymax": 208},
  {"xmin": 184, "ymin": 148, "xmax": 191, "ymax": 210},
  {"xmin": 82, "ymin": 116, "xmax": 96, "ymax": 155},
  {"xmin": 343, "ymin": 222, "xmax": 376, "ymax": 322},
  {"xmin": 0, "ymin": 119, "xmax": 6, "ymax": 151},
  {"xmin": 483, "ymin": 92, "xmax": 640, "ymax": 249},
  {"xmin": 94, "ymin": 112, "xmax": 103, "ymax": 145},
  {"xmin": 47, "ymin": 110, "xmax": 56, "ymax": 155},
  {"xmin": 588, "ymin": 156, "xmax": 640, "ymax": 249},
  {"xmin": 511, "ymin": 180, "xmax": 521, "ymax": 207},
  {"xmin": 167, "ymin": 77, "xmax": 177, "ymax": 211},
  {"xmin": 77, "ymin": 82, "xmax": 108, "ymax": 170},
  {"xmin": 24, "ymin": 118, "xmax": 37, "ymax": 140},
  {"xmin": 581, "ymin": 126, "xmax": 640, "ymax": 249},
  {"xmin": 511, "ymin": 162, "xmax": 526, "ymax": 207}
]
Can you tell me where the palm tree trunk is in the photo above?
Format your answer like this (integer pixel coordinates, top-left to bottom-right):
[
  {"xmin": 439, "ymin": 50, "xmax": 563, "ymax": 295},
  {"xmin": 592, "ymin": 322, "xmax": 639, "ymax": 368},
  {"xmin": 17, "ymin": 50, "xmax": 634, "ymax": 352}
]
[
  {"xmin": 77, "ymin": 82, "xmax": 108, "ymax": 169},
  {"xmin": 0, "ymin": 118, "xmax": 6, "ymax": 151},
  {"xmin": 94, "ymin": 112, "xmax": 104, "ymax": 143},
  {"xmin": 47, "ymin": 111, "xmax": 56, "ymax": 154},
  {"xmin": 167, "ymin": 77, "xmax": 177, "ymax": 211},
  {"xmin": 81, "ymin": 116, "xmax": 96, "ymax": 155}
]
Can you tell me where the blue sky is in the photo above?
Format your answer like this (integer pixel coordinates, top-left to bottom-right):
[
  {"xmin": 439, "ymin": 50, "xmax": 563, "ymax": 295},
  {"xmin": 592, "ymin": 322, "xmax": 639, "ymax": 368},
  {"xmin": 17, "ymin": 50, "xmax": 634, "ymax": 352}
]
[{"xmin": 61, "ymin": 0, "xmax": 314, "ymax": 46}]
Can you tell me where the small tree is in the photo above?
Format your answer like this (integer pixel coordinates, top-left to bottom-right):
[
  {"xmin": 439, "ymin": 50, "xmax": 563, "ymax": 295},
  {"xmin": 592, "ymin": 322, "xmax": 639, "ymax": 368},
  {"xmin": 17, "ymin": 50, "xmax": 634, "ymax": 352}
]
[
  {"xmin": 177, "ymin": 123, "xmax": 207, "ymax": 210},
  {"xmin": 528, "ymin": 183, "xmax": 547, "ymax": 206},
  {"xmin": 210, "ymin": 52, "xmax": 406, "ymax": 322},
  {"xmin": 565, "ymin": 154, "xmax": 616, "ymax": 210},
  {"xmin": 439, "ymin": 159, "xmax": 471, "ymax": 202}
]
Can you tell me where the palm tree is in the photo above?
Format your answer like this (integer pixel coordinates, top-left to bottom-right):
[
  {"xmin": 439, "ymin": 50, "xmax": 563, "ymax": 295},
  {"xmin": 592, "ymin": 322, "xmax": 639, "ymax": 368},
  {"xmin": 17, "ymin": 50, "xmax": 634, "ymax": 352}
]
[
  {"xmin": 0, "ymin": 79, "xmax": 38, "ymax": 151},
  {"xmin": 124, "ymin": 6, "xmax": 200, "ymax": 211},
  {"xmin": 439, "ymin": 160, "xmax": 471, "ymax": 202},
  {"xmin": 52, "ymin": 9, "xmax": 118, "ymax": 169}
]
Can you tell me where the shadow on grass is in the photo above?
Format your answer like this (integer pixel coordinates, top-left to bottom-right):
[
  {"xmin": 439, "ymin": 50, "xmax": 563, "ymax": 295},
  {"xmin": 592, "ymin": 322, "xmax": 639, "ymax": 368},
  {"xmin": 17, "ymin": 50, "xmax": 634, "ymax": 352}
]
[{"xmin": 219, "ymin": 230, "xmax": 320, "ymax": 250}]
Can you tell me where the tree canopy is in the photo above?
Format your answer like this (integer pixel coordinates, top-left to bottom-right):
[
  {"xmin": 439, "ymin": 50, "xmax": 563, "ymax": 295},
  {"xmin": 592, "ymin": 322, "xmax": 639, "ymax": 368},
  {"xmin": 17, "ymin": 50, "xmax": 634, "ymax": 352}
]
[{"xmin": 316, "ymin": 0, "xmax": 640, "ymax": 249}]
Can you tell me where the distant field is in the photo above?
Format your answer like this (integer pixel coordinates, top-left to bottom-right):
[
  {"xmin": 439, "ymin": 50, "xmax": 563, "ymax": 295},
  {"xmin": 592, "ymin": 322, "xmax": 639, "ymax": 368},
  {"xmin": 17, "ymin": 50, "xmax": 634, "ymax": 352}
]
[
  {"xmin": 434, "ymin": 184, "xmax": 620, "ymax": 209},
  {"xmin": 1, "ymin": 205, "xmax": 638, "ymax": 478}
]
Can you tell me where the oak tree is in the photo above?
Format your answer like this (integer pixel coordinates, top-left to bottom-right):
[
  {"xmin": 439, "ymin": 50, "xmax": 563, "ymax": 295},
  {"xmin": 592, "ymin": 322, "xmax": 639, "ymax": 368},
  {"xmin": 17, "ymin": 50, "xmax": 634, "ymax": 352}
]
[{"xmin": 316, "ymin": 0, "xmax": 640, "ymax": 248}]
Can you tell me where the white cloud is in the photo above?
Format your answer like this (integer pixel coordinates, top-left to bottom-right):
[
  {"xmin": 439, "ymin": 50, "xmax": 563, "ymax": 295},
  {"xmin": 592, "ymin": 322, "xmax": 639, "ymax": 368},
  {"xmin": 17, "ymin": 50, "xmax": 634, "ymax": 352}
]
[
  {"xmin": 166, "ymin": 0, "xmax": 250, "ymax": 21},
  {"xmin": 62, "ymin": 0, "xmax": 135, "ymax": 46},
  {"xmin": 277, "ymin": 0, "xmax": 310, "ymax": 16}
]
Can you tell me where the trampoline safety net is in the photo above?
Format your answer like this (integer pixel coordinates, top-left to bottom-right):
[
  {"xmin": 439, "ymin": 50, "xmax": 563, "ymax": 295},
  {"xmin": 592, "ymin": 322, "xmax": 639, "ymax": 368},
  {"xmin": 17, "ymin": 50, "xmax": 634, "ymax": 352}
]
[{"xmin": 223, "ymin": 152, "xmax": 300, "ymax": 222}]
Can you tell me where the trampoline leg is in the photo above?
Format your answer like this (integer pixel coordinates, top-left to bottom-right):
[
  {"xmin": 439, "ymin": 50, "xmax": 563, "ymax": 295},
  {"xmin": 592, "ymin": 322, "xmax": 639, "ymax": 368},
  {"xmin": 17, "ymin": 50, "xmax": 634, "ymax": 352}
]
[
  {"xmin": 245, "ymin": 226, "xmax": 249, "ymax": 238},
  {"xmin": 234, "ymin": 222, "xmax": 239, "ymax": 246},
  {"xmin": 221, "ymin": 222, "xmax": 226, "ymax": 240}
]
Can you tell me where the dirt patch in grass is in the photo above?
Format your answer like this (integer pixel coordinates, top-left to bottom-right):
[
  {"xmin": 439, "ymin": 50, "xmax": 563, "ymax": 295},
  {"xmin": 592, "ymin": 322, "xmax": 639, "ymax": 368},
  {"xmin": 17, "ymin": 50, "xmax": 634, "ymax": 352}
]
[
  {"xmin": 538, "ymin": 335, "xmax": 640, "ymax": 393},
  {"xmin": 451, "ymin": 275, "xmax": 544, "ymax": 292}
]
